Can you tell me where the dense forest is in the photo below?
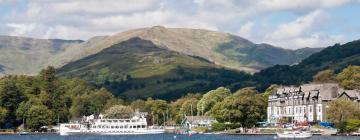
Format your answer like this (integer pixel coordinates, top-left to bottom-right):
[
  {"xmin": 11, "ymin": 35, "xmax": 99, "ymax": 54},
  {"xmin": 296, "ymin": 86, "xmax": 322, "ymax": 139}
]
[{"xmin": 0, "ymin": 66, "xmax": 267, "ymax": 131}]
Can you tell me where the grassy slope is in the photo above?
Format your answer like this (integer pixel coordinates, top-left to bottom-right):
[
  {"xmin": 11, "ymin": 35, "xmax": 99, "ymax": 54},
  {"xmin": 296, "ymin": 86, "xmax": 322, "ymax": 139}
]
[
  {"xmin": 0, "ymin": 27, "xmax": 322, "ymax": 76},
  {"xmin": 214, "ymin": 36, "xmax": 323, "ymax": 70},
  {"xmin": 254, "ymin": 40, "xmax": 360, "ymax": 88},
  {"xmin": 58, "ymin": 37, "xmax": 253, "ymax": 100},
  {"xmin": 0, "ymin": 36, "xmax": 83, "ymax": 75}
]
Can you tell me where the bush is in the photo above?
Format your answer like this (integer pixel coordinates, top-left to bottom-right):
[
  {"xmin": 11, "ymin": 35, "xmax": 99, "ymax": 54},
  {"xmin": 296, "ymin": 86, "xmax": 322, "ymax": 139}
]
[
  {"xmin": 192, "ymin": 127, "xmax": 209, "ymax": 133},
  {"xmin": 211, "ymin": 123, "xmax": 241, "ymax": 131},
  {"xmin": 345, "ymin": 119, "xmax": 360, "ymax": 133}
]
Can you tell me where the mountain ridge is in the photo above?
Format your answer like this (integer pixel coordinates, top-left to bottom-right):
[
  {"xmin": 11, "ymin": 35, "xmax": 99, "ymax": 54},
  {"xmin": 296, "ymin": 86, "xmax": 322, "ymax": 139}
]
[
  {"xmin": 0, "ymin": 35, "xmax": 83, "ymax": 75},
  {"xmin": 0, "ymin": 26, "xmax": 322, "ymax": 76},
  {"xmin": 255, "ymin": 39, "xmax": 360, "ymax": 89},
  {"xmin": 58, "ymin": 37, "xmax": 253, "ymax": 99}
]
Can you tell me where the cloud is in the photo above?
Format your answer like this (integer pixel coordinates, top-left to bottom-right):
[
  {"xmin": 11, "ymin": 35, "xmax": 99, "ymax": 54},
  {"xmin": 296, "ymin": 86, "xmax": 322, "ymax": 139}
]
[
  {"xmin": 237, "ymin": 21, "xmax": 254, "ymax": 38},
  {"xmin": 266, "ymin": 10, "xmax": 324, "ymax": 40},
  {"xmin": 5, "ymin": 23, "xmax": 36, "ymax": 36},
  {"xmin": 292, "ymin": 33, "xmax": 345, "ymax": 47},
  {"xmin": 261, "ymin": 10, "xmax": 347, "ymax": 48},
  {"xmin": 256, "ymin": 0, "xmax": 355, "ymax": 13},
  {"xmin": 0, "ymin": 0, "xmax": 359, "ymax": 49},
  {"xmin": 0, "ymin": 0, "xmax": 16, "ymax": 5}
]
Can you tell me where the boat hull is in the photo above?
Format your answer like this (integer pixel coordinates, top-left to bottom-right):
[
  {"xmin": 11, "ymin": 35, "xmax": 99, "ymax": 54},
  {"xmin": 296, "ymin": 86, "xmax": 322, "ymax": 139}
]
[
  {"xmin": 60, "ymin": 129, "xmax": 166, "ymax": 136},
  {"xmin": 276, "ymin": 132, "xmax": 312, "ymax": 138}
]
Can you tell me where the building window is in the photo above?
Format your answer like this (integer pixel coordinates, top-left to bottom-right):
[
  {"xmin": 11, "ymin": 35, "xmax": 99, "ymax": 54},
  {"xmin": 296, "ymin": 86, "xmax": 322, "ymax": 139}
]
[
  {"xmin": 303, "ymin": 107, "xmax": 305, "ymax": 113},
  {"xmin": 288, "ymin": 108, "xmax": 290, "ymax": 114}
]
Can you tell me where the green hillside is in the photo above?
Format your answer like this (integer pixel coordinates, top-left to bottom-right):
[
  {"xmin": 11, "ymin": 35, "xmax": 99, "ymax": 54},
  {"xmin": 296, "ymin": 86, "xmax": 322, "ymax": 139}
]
[
  {"xmin": 215, "ymin": 36, "xmax": 323, "ymax": 70},
  {"xmin": 0, "ymin": 27, "xmax": 322, "ymax": 76},
  {"xmin": 255, "ymin": 40, "xmax": 360, "ymax": 89},
  {"xmin": 0, "ymin": 35, "xmax": 83, "ymax": 75},
  {"xmin": 58, "ymin": 37, "xmax": 254, "ymax": 100}
]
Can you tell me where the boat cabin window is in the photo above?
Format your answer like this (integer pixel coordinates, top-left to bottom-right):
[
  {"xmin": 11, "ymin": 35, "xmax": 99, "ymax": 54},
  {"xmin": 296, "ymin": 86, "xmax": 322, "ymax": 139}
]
[
  {"xmin": 131, "ymin": 120, "xmax": 136, "ymax": 122},
  {"xmin": 115, "ymin": 126, "xmax": 119, "ymax": 128},
  {"xmin": 130, "ymin": 126, "xmax": 132, "ymax": 128},
  {"xmin": 101, "ymin": 120, "xmax": 105, "ymax": 122},
  {"xmin": 111, "ymin": 126, "xmax": 114, "ymax": 129},
  {"xmin": 142, "ymin": 125, "xmax": 146, "ymax": 128},
  {"xmin": 107, "ymin": 120, "xmax": 112, "ymax": 122},
  {"xmin": 119, "ymin": 120, "xmax": 124, "ymax": 123},
  {"xmin": 113, "ymin": 120, "xmax": 118, "ymax": 122},
  {"xmin": 126, "ymin": 120, "xmax": 130, "ymax": 122}
]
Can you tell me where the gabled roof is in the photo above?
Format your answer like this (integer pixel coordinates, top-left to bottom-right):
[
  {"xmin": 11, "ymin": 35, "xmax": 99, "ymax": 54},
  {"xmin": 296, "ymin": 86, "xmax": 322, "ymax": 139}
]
[
  {"xmin": 338, "ymin": 90, "xmax": 360, "ymax": 100},
  {"xmin": 273, "ymin": 83, "xmax": 360, "ymax": 101}
]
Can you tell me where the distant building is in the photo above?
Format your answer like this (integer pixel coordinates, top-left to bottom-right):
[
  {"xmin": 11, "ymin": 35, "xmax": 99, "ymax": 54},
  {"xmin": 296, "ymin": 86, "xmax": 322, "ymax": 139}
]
[
  {"xmin": 267, "ymin": 83, "xmax": 360, "ymax": 123},
  {"xmin": 183, "ymin": 116, "xmax": 217, "ymax": 129}
]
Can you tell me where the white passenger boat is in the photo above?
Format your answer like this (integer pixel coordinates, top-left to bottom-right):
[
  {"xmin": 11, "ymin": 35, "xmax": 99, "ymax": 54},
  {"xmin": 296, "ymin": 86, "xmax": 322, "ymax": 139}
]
[
  {"xmin": 59, "ymin": 114, "xmax": 165, "ymax": 135},
  {"xmin": 276, "ymin": 131, "xmax": 312, "ymax": 138}
]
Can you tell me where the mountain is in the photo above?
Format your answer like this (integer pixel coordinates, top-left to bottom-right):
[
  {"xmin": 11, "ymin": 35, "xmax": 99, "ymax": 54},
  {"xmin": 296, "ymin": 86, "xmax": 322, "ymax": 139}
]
[
  {"xmin": 58, "ymin": 37, "xmax": 254, "ymax": 99},
  {"xmin": 54, "ymin": 26, "xmax": 322, "ymax": 73},
  {"xmin": 0, "ymin": 27, "xmax": 322, "ymax": 76},
  {"xmin": 0, "ymin": 35, "xmax": 83, "ymax": 76},
  {"xmin": 255, "ymin": 40, "xmax": 360, "ymax": 89}
]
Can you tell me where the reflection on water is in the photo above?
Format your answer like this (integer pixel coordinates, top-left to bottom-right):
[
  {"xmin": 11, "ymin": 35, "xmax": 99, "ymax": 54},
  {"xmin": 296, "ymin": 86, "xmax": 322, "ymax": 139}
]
[{"xmin": 0, "ymin": 134, "xmax": 358, "ymax": 140}]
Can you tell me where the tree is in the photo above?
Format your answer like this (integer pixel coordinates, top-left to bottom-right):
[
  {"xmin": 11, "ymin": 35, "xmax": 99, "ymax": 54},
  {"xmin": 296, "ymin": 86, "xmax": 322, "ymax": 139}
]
[
  {"xmin": 70, "ymin": 95, "xmax": 95, "ymax": 118},
  {"xmin": 313, "ymin": 69, "xmax": 337, "ymax": 83},
  {"xmin": 0, "ymin": 107, "xmax": 8, "ymax": 125},
  {"xmin": 180, "ymin": 98, "xmax": 199, "ymax": 116},
  {"xmin": 131, "ymin": 99, "xmax": 147, "ymax": 112},
  {"xmin": 26, "ymin": 105, "xmax": 53, "ymax": 130},
  {"xmin": 39, "ymin": 66, "xmax": 57, "ymax": 94},
  {"xmin": 104, "ymin": 105, "xmax": 133, "ymax": 119},
  {"xmin": 0, "ymin": 79, "xmax": 26, "ymax": 125},
  {"xmin": 145, "ymin": 98, "xmax": 169, "ymax": 125},
  {"xmin": 209, "ymin": 87, "xmax": 267, "ymax": 128},
  {"xmin": 197, "ymin": 87, "xmax": 230, "ymax": 115},
  {"xmin": 103, "ymin": 98, "xmax": 124, "ymax": 111},
  {"xmin": 70, "ymin": 88, "xmax": 114, "ymax": 118},
  {"xmin": 0, "ymin": 79, "xmax": 25, "ymax": 111},
  {"xmin": 91, "ymin": 88, "xmax": 114, "ymax": 112},
  {"xmin": 326, "ymin": 98, "xmax": 360, "ymax": 124},
  {"xmin": 337, "ymin": 66, "xmax": 360, "ymax": 90},
  {"xmin": 16, "ymin": 98, "xmax": 43, "ymax": 122}
]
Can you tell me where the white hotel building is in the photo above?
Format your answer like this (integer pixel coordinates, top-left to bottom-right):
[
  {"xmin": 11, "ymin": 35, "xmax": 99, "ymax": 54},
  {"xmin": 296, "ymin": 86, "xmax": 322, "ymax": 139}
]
[{"xmin": 267, "ymin": 83, "xmax": 360, "ymax": 123}]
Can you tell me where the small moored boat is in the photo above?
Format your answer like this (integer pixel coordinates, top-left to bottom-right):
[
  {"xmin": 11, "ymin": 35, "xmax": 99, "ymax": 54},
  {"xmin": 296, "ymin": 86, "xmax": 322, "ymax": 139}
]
[{"xmin": 276, "ymin": 131, "xmax": 312, "ymax": 138}]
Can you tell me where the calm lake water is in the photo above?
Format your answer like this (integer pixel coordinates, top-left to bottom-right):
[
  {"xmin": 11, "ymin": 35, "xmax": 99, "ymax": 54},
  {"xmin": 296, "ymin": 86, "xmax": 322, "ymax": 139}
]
[{"xmin": 0, "ymin": 134, "xmax": 358, "ymax": 140}]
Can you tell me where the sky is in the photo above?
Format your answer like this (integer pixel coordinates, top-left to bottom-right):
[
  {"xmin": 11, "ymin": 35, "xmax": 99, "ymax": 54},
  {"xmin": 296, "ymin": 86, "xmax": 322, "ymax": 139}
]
[{"xmin": 1, "ymin": 0, "xmax": 360, "ymax": 49}]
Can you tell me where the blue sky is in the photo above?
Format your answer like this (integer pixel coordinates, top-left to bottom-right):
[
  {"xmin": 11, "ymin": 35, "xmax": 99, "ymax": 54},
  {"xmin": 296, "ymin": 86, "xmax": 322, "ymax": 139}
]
[{"xmin": 0, "ymin": 0, "xmax": 360, "ymax": 49}]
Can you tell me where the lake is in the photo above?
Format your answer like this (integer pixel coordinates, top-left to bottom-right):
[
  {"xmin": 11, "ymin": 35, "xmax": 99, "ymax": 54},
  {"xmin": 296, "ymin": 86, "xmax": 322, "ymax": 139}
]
[{"xmin": 0, "ymin": 134, "xmax": 358, "ymax": 140}]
